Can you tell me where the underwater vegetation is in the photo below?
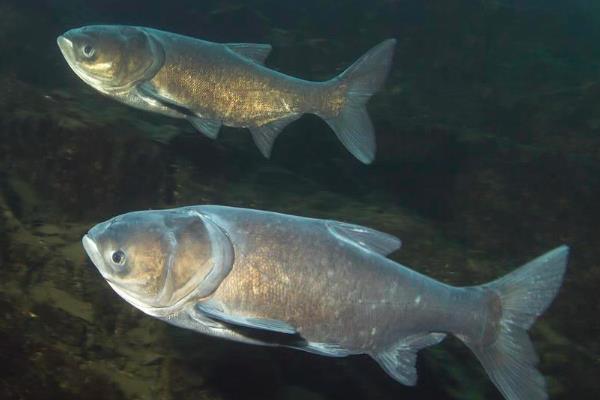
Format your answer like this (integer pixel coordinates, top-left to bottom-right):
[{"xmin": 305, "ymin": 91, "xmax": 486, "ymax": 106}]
[{"xmin": 1, "ymin": 0, "xmax": 600, "ymax": 399}]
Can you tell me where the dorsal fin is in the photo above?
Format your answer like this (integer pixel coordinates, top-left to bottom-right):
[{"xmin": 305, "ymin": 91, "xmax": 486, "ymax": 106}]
[
  {"xmin": 225, "ymin": 43, "xmax": 272, "ymax": 64},
  {"xmin": 326, "ymin": 221, "xmax": 401, "ymax": 256}
]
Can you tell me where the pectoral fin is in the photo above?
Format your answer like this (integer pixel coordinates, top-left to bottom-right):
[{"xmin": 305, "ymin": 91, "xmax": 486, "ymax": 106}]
[
  {"xmin": 137, "ymin": 82, "xmax": 222, "ymax": 139},
  {"xmin": 137, "ymin": 82, "xmax": 188, "ymax": 112},
  {"xmin": 195, "ymin": 301, "xmax": 297, "ymax": 335},
  {"xmin": 225, "ymin": 43, "xmax": 272, "ymax": 64}
]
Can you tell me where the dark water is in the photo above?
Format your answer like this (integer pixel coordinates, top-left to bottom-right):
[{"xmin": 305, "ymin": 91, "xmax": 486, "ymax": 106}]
[{"xmin": 1, "ymin": 0, "xmax": 599, "ymax": 399}]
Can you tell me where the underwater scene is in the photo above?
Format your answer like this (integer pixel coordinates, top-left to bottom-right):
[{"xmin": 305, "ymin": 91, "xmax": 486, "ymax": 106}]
[{"xmin": 1, "ymin": 0, "xmax": 599, "ymax": 399}]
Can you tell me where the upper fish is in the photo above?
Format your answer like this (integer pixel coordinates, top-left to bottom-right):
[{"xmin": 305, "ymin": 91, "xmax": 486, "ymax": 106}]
[
  {"xmin": 57, "ymin": 25, "xmax": 396, "ymax": 163},
  {"xmin": 82, "ymin": 205, "xmax": 568, "ymax": 400}
]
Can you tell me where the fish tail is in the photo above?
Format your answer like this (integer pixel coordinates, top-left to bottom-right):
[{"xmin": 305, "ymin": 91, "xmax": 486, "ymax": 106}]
[
  {"xmin": 320, "ymin": 39, "xmax": 396, "ymax": 164},
  {"xmin": 460, "ymin": 246, "xmax": 569, "ymax": 400}
]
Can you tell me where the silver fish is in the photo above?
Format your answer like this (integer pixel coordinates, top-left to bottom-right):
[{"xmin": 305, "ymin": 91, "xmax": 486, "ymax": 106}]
[
  {"xmin": 57, "ymin": 25, "xmax": 396, "ymax": 163},
  {"xmin": 82, "ymin": 205, "xmax": 568, "ymax": 400}
]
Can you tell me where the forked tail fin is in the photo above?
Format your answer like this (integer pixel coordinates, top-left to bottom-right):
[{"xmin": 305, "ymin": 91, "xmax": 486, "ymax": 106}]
[
  {"xmin": 322, "ymin": 39, "xmax": 396, "ymax": 164},
  {"xmin": 461, "ymin": 246, "xmax": 569, "ymax": 400}
]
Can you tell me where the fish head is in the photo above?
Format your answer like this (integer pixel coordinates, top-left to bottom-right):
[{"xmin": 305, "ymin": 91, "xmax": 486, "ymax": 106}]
[
  {"xmin": 57, "ymin": 25, "xmax": 163, "ymax": 93},
  {"xmin": 82, "ymin": 209, "xmax": 233, "ymax": 316}
]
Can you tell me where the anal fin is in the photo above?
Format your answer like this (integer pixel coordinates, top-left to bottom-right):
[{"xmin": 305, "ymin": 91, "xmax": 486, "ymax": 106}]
[
  {"xmin": 249, "ymin": 115, "xmax": 299, "ymax": 158},
  {"xmin": 301, "ymin": 341, "xmax": 353, "ymax": 357},
  {"xmin": 187, "ymin": 116, "xmax": 222, "ymax": 139},
  {"xmin": 373, "ymin": 332, "xmax": 446, "ymax": 386}
]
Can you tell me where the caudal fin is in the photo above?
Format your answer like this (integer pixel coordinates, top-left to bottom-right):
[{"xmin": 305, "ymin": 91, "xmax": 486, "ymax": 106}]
[
  {"xmin": 462, "ymin": 246, "xmax": 569, "ymax": 400},
  {"xmin": 321, "ymin": 39, "xmax": 396, "ymax": 164}
]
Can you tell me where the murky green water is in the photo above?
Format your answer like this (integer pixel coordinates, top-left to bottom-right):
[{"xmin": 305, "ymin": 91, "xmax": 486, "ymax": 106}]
[{"xmin": 1, "ymin": 1, "xmax": 599, "ymax": 399}]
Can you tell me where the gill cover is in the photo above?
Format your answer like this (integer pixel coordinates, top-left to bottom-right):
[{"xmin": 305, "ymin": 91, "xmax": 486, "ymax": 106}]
[
  {"xmin": 155, "ymin": 210, "xmax": 235, "ymax": 313},
  {"xmin": 58, "ymin": 25, "xmax": 165, "ymax": 90}
]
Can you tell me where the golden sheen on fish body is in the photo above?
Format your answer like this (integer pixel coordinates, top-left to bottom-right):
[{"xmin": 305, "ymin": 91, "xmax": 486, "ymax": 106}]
[
  {"xmin": 56, "ymin": 25, "xmax": 397, "ymax": 163},
  {"xmin": 82, "ymin": 205, "xmax": 568, "ymax": 400}
]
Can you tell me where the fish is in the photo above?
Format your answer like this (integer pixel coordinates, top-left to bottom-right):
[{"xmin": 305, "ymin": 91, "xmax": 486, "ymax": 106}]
[
  {"xmin": 57, "ymin": 25, "xmax": 396, "ymax": 163},
  {"xmin": 82, "ymin": 205, "xmax": 568, "ymax": 400}
]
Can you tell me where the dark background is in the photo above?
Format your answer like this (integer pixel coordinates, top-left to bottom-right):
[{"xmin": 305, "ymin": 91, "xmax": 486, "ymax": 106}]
[{"xmin": 1, "ymin": 0, "xmax": 599, "ymax": 399}]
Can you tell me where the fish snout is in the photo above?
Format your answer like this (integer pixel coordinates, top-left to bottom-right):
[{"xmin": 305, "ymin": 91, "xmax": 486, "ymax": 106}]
[
  {"xmin": 82, "ymin": 234, "xmax": 98, "ymax": 259},
  {"xmin": 57, "ymin": 35, "xmax": 73, "ymax": 51},
  {"xmin": 57, "ymin": 35, "xmax": 77, "ymax": 63},
  {"xmin": 82, "ymin": 233, "xmax": 109, "ymax": 278}
]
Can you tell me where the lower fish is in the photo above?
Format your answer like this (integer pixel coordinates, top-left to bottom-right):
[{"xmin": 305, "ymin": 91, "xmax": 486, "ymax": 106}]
[
  {"xmin": 82, "ymin": 205, "xmax": 568, "ymax": 400},
  {"xmin": 57, "ymin": 25, "xmax": 396, "ymax": 163}
]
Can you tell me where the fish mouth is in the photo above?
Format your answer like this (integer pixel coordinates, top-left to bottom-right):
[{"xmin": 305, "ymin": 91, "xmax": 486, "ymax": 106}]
[
  {"xmin": 82, "ymin": 234, "xmax": 112, "ymax": 280},
  {"xmin": 56, "ymin": 35, "xmax": 79, "ymax": 73},
  {"xmin": 56, "ymin": 35, "xmax": 73, "ymax": 54},
  {"xmin": 56, "ymin": 34, "xmax": 85, "ymax": 80}
]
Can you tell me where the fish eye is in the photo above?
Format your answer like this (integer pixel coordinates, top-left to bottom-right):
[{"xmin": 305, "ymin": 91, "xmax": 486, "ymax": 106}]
[
  {"xmin": 82, "ymin": 44, "xmax": 95, "ymax": 58},
  {"xmin": 111, "ymin": 250, "xmax": 126, "ymax": 265}
]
